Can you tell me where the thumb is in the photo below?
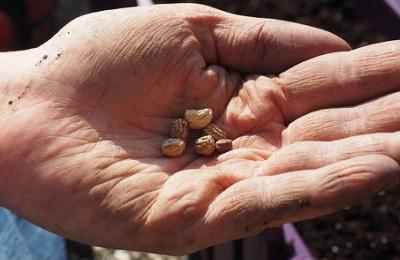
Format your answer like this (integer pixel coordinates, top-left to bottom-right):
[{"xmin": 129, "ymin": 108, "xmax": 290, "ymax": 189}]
[{"xmin": 190, "ymin": 4, "xmax": 351, "ymax": 73}]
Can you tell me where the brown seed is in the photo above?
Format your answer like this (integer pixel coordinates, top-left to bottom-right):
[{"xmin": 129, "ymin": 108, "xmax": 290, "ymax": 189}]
[
  {"xmin": 195, "ymin": 135, "xmax": 215, "ymax": 156},
  {"xmin": 204, "ymin": 124, "xmax": 228, "ymax": 140},
  {"xmin": 216, "ymin": 139, "xmax": 233, "ymax": 153},
  {"xmin": 184, "ymin": 108, "xmax": 213, "ymax": 129},
  {"xmin": 161, "ymin": 138, "xmax": 186, "ymax": 157},
  {"xmin": 169, "ymin": 119, "xmax": 189, "ymax": 140}
]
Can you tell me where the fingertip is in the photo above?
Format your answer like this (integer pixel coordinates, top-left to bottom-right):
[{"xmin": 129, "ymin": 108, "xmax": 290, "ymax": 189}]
[
  {"xmin": 296, "ymin": 23, "xmax": 352, "ymax": 57},
  {"xmin": 360, "ymin": 154, "xmax": 400, "ymax": 188},
  {"xmin": 318, "ymin": 29, "xmax": 352, "ymax": 52}
]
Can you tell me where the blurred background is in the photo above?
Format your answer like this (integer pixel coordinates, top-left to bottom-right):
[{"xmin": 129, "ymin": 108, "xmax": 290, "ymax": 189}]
[{"xmin": 1, "ymin": 0, "xmax": 399, "ymax": 259}]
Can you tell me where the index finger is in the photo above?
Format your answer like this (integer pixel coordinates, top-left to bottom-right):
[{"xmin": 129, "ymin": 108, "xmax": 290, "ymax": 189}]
[{"xmin": 276, "ymin": 40, "xmax": 400, "ymax": 122}]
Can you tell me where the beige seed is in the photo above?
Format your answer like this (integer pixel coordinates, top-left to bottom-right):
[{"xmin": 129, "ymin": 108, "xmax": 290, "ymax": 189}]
[
  {"xmin": 204, "ymin": 124, "xmax": 228, "ymax": 140},
  {"xmin": 161, "ymin": 138, "xmax": 186, "ymax": 157},
  {"xmin": 169, "ymin": 119, "xmax": 189, "ymax": 140},
  {"xmin": 215, "ymin": 139, "xmax": 233, "ymax": 153},
  {"xmin": 184, "ymin": 108, "xmax": 213, "ymax": 129},
  {"xmin": 195, "ymin": 135, "xmax": 215, "ymax": 156}
]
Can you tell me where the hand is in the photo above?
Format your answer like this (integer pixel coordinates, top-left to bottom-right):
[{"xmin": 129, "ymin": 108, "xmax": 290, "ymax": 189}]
[{"xmin": 0, "ymin": 4, "xmax": 399, "ymax": 255}]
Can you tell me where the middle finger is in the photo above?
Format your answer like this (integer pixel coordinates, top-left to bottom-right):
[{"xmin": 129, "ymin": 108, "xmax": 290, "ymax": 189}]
[
  {"xmin": 260, "ymin": 131, "xmax": 400, "ymax": 176},
  {"xmin": 276, "ymin": 40, "xmax": 400, "ymax": 122}
]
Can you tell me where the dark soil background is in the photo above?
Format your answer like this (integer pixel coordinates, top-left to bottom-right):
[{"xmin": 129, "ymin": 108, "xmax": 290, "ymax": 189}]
[{"xmin": 152, "ymin": 0, "xmax": 400, "ymax": 259}]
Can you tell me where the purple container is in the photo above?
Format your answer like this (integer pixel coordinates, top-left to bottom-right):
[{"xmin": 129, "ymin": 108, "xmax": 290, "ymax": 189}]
[
  {"xmin": 190, "ymin": 225, "xmax": 314, "ymax": 260},
  {"xmin": 283, "ymin": 224, "xmax": 314, "ymax": 260}
]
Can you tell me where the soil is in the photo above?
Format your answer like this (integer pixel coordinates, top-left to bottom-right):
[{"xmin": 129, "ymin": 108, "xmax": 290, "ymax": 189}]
[{"xmin": 297, "ymin": 189, "xmax": 400, "ymax": 260}]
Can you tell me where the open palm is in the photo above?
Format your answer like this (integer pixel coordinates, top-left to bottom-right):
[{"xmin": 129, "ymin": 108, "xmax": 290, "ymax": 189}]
[{"xmin": 1, "ymin": 4, "xmax": 400, "ymax": 255}]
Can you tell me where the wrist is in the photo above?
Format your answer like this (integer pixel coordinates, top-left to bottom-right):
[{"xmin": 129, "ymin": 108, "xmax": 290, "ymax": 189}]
[{"xmin": 0, "ymin": 48, "xmax": 40, "ymax": 207}]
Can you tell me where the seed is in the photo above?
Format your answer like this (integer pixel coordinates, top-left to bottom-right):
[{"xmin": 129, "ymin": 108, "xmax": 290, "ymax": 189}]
[
  {"xmin": 184, "ymin": 108, "xmax": 213, "ymax": 129},
  {"xmin": 195, "ymin": 135, "xmax": 215, "ymax": 156},
  {"xmin": 204, "ymin": 124, "xmax": 227, "ymax": 140},
  {"xmin": 161, "ymin": 138, "xmax": 186, "ymax": 157},
  {"xmin": 169, "ymin": 119, "xmax": 189, "ymax": 140},
  {"xmin": 215, "ymin": 139, "xmax": 233, "ymax": 153}
]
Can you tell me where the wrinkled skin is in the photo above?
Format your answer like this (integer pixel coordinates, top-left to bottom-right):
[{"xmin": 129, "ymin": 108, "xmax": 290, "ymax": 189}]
[{"xmin": 0, "ymin": 4, "xmax": 400, "ymax": 255}]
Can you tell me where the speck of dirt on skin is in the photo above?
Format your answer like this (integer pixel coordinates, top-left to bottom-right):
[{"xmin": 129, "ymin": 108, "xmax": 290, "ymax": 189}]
[
  {"xmin": 17, "ymin": 83, "xmax": 32, "ymax": 100},
  {"xmin": 35, "ymin": 55, "xmax": 48, "ymax": 66},
  {"xmin": 298, "ymin": 199, "xmax": 311, "ymax": 208},
  {"xmin": 57, "ymin": 52, "xmax": 62, "ymax": 58}
]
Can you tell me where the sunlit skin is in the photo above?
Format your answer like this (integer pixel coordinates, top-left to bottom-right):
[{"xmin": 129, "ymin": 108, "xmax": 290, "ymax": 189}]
[{"xmin": 0, "ymin": 4, "xmax": 399, "ymax": 255}]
